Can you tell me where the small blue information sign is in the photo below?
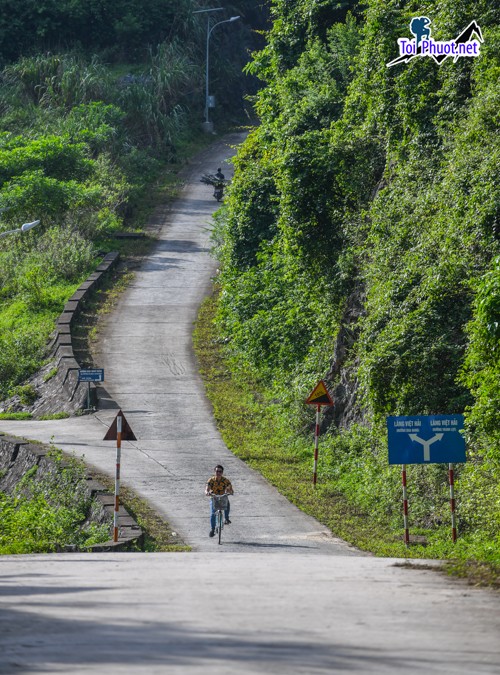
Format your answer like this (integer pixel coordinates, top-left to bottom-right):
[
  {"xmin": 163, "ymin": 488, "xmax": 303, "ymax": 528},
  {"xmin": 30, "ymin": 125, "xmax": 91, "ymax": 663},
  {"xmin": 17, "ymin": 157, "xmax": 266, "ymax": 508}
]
[
  {"xmin": 78, "ymin": 368, "xmax": 104, "ymax": 383},
  {"xmin": 387, "ymin": 415, "xmax": 466, "ymax": 465}
]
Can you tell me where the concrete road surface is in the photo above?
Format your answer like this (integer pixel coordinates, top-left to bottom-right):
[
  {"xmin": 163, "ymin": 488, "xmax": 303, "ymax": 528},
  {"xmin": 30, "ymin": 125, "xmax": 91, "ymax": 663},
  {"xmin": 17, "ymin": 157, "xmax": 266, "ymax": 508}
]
[
  {"xmin": 1, "ymin": 553, "xmax": 499, "ymax": 674},
  {"xmin": 1, "ymin": 134, "xmax": 499, "ymax": 674}
]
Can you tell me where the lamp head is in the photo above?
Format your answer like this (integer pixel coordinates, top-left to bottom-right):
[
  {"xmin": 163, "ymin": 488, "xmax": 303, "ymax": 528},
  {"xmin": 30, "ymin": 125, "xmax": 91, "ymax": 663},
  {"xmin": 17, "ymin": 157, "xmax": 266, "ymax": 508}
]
[{"xmin": 21, "ymin": 220, "xmax": 41, "ymax": 233}]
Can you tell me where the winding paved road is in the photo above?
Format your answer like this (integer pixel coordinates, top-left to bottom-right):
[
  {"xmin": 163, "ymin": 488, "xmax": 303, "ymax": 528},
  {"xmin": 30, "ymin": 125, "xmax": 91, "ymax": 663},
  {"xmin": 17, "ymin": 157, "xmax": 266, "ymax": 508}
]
[
  {"xmin": 0, "ymin": 132, "xmax": 353, "ymax": 555},
  {"xmin": 0, "ymin": 133, "xmax": 499, "ymax": 673}
]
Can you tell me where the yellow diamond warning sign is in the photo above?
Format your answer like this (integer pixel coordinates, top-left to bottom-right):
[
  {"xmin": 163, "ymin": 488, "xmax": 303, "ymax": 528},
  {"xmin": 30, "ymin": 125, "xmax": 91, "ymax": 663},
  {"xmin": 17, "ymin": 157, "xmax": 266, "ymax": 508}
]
[{"xmin": 306, "ymin": 380, "xmax": 334, "ymax": 407}]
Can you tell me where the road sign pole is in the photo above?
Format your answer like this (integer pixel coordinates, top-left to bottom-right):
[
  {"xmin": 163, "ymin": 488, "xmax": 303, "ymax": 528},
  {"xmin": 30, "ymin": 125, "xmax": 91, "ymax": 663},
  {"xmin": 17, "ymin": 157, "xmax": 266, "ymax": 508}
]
[
  {"xmin": 87, "ymin": 381, "xmax": 91, "ymax": 410},
  {"xmin": 305, "ymin": 380, "xmax": 334, "ymax": 487},
  {"xmin": 103, "ymin": 409, "xmax": 136, "ymax": 544},
  {"xmin": 313, "ymin": 405, "xmax": 320, "ymax": 487},
  {"xmin": 113, "ymin": 415, "xmax": 122, "ymax": 543},
  {"xmin": 402, "ymin": 464, "xmax": 410, "ymax": 546},
  {"xmin": 449, "ymin": 463, "xmax": 457, "ymax": 542}
]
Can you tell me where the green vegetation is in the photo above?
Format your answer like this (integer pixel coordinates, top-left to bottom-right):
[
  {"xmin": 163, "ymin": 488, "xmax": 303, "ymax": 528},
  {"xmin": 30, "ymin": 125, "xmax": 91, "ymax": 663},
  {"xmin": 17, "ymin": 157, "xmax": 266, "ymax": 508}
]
[
  {"xmin": 39, "ymin": 412, "xmax": 70, "ymax": 420},
  {"xmin": 0, "ymin": 450, "xmax": 110, "ymax": 553},
  {"xmin": 0, "ymin": 1, "xmax": 267, "ymax": 401},
  {"xmin": 0, "ymin": 0, "xmax": 198, "ymax": 64},
  {"xmin": 0, "ymin": 412, "xmax": 32, "ymax": 420},
  {"xmin": 0, "ymin": 53, "xmax": 190, "ymax": 398},
  {"xmin": 0, "ymin": 444, "xmax": 188, "ymax": 553},
  {"xmin": 208, "ymin": 0, "xmax": 500, "ymax": 580},
  {"xmin": 196, "ymin": 294, "xmax": 499, "ymax": 587}
]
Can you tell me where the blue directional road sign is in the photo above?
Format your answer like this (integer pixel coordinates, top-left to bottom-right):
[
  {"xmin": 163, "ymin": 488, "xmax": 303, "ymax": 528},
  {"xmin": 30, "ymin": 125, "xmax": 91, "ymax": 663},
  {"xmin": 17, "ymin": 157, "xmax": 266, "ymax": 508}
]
[
  {"xmin": 387, "ymin": 415, "xmax": 466, "ymax": 465},
  {"xmin": 78, "ymin": 368, "xmax": 104, "ymax": 382}
]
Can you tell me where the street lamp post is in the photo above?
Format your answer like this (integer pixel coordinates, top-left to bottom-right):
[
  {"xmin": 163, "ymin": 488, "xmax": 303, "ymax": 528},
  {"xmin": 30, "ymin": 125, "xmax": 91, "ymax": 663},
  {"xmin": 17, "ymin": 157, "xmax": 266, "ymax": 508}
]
[
  {"xmin": 0, "ymin": 219, "xmax": 41, "ymax": 239},
  {"xmin": 194, "ymin": 9, "xmax": 240, "ymax": 133}
]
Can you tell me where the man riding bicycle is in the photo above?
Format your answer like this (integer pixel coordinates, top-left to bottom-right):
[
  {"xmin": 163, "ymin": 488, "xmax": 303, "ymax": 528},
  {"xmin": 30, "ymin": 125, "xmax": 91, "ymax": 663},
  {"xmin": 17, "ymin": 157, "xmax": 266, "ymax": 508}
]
[{"xmin": 205, "ymin": 464, "xmax": 234, "ymax": 538}]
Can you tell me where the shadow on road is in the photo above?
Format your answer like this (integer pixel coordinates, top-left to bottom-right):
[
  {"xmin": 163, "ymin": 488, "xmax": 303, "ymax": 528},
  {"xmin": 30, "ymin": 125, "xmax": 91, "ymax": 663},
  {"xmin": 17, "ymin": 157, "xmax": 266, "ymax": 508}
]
[
  {"xmin": 0, "ymin": 599, "xmax": 450, "ymax": 674},
  {"xmin": 230, "ymin": 541, "xmax": 316, "ymax": 550}
]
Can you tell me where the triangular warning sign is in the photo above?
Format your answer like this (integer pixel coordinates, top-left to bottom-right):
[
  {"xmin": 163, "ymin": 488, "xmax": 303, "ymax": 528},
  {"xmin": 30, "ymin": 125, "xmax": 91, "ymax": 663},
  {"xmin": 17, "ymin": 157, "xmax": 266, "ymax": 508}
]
[
  {"xmin": 103, "ymin": 410, "xmax": 137, "ymax": 441},
  {"xmin": 306, "ymin": 380, "xmax": 334, "ymax": 406}
]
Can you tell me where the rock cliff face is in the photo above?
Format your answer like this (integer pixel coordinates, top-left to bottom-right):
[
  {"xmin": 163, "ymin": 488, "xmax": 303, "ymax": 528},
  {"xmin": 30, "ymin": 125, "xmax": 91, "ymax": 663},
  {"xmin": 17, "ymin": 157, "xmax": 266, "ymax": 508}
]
[{"xmin": 322, "ymin": 288, "xmax": 366, "ymax": 432}]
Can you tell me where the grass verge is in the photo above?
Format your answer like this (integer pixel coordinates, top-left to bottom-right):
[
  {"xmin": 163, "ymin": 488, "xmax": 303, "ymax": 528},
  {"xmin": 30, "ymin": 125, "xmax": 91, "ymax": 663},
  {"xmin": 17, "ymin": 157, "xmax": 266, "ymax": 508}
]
[
  {"xmin": 0, "ymin": 412, "xmax": 33, "ymax": 420},
  {"xmin": 88, "ymin": 469, "xmax": 190, "ymax": 552},
  {"xmin": 193, "ymin": 290, "xmax": 500, "ymax": 589}
]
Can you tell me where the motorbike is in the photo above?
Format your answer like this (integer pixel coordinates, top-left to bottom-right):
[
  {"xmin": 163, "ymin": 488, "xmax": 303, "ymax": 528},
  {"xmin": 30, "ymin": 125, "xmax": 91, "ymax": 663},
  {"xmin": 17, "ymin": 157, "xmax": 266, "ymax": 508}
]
[
  {"xmin": 213, "ymin": 183, "xmax": 224, "ymax": 202},
  {"xmin": 201, "ymin": 173, "xmax": 228, "ymax": 202}
]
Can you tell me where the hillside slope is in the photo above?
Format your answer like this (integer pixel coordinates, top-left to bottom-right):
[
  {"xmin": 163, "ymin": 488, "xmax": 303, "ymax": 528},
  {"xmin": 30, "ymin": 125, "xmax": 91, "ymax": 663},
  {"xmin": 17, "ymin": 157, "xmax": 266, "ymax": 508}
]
[{"xmin": 211, "ymin": 0, "xmax": 500, "ymax": 568}]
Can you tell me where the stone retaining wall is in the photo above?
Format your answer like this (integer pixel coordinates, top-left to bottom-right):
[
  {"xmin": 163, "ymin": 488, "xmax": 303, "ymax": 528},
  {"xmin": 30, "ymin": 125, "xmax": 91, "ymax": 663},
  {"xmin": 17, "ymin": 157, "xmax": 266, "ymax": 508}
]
[
  {"xmin": 0, "ymin": 433, "xmax": 143, "ymax": 551},
  {"xmin": 35, "ymin": 251, "xmax": 120, "ymax": 416}
]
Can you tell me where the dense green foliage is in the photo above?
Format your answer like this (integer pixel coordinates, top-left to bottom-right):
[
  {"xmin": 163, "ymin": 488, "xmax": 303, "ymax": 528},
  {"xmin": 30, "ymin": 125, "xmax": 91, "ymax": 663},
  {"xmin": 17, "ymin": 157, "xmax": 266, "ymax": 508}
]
[
  {"xmin": 213, "ymin": 0, "xmax": 500, "ymax": 562},
  {"xmin": 0, "ymin": 1, "xmax": 267, "ymax": 400},
  {"xmin": 0, "ymin": 0, "xmax": 190, "ymax": 62},
  {"xmin": 0, "ymin": 450, "xmax": 109, "ymax": 553},
  {"xmin": 0, "ymin": 0, "xmax": 267, "ymax": 65}
]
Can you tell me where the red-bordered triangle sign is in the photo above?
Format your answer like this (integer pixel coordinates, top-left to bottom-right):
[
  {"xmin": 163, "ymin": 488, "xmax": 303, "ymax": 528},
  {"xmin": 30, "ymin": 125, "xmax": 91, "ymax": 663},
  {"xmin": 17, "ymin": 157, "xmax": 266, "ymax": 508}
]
[
  {"xmin": 306, "ymin": 380, "xmax": 334, "ymax": 407},
  {"xmin": 103, "ymin": 410, "xmax": 137, "ymax": 441}
]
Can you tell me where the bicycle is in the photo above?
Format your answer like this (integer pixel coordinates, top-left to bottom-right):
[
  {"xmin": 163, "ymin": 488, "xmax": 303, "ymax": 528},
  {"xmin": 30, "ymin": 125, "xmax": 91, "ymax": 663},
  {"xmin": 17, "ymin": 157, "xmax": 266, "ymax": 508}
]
[{"xmin": 210, "ymin": 493, "xmax": 230, "ymax": 545}]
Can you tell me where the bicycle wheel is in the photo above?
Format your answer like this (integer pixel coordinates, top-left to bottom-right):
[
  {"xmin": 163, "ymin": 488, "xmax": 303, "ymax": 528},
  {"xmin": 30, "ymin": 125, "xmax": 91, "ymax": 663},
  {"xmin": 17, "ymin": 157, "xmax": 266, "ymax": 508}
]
[{"xmin": 218, "ymin": 510, "xmax": 223, "ymax": 545}]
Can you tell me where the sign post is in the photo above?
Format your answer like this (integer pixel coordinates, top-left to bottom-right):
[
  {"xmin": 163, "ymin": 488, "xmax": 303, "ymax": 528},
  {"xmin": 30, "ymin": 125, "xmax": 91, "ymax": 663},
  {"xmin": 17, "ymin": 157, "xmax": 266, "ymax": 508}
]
[
  {"xmin": 114, "ymin": 414, "xmax": 122, "ymax": 543},
  {"xmin": 103, "ymin": 410, "xmax": 137, "ymax": 543},
  {"xmin": 387, "ymin": 415, "xmax": 466, "ymax": 545},
  {"xmin": 312, "ymin": 404, "xmax": 321, "ymax": 487},
  {"xmin": 78, "ymin": 368, "xmax": 104, "ymax": 410},
  {"xmin": 449, "ymin": 463, "xmax": 457, "ymax": 542},
  {"xmin": 402, "ymin": 464, "xmax": 409, "ymax": 546},
  {"xmin": 305, "ymin": 380, "xmax": 334, "ymax": 487}
]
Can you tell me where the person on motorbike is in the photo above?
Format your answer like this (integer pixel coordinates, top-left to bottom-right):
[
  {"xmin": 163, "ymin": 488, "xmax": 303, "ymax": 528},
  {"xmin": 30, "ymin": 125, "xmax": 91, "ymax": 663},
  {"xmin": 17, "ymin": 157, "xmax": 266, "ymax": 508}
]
[{"xmin": 214, "ymin": 168, "xmax": 225, "ymax": 200}]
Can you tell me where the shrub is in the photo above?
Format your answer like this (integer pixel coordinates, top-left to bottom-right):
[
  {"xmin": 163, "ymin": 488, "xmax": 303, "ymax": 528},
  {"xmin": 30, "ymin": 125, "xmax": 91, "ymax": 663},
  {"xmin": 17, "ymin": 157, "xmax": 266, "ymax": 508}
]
[
  {"xmin": 36, "ymin": 227, "xmax": 95, "ymax": 280},
  {"xmin": 0, "ymin": 450, "xmax": 110, "ymax": 554},
  {"xmin": 9, "ymin": 383, "xmax": 37, "ymax": 406}
]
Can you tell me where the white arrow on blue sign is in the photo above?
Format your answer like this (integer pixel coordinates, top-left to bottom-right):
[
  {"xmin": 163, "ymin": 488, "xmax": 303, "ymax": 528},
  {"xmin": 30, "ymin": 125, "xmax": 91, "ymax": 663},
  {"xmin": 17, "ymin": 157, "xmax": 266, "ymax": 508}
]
[
  {"xmin": 78, "ymin": 368, "xmax": 104, "ymax": 382},
  {"xmin": 387, "ymin": 415, "xmax": 466, "ymax": 465}
]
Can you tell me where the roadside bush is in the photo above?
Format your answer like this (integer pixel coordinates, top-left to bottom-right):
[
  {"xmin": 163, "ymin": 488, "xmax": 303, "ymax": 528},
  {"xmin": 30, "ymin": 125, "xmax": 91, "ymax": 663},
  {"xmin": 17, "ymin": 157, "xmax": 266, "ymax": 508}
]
[
  {"xmin": 64, "ymin": 102, "xmax": 126, "ymax": 155},
  {"xmin": 117, "ymin": 42, "xmax": 198, "ymax": 151},
  {"xmin": 34, "ymin": 227, "xmax": 96, "ymax": 280},
  {"xmin": 0, "ymin": 321, "xmax": 50, "ymax": 398},
  {"xmin": 9, "ymin": 383, "xmax": 37, "ymax": 406},
  {"xmin": 0, "ymin": 451, "xmax": 110, "ymax": 554},
  {"xmin": 0, "ymin": 135, "xmax": 93, "ymax": 186}
]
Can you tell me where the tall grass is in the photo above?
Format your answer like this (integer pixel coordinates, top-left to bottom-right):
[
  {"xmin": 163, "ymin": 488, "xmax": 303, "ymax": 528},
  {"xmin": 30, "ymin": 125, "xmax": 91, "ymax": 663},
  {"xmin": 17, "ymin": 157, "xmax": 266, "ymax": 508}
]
[
  {"xmin": 3, "ymin": 54, "xmax": 112, "ymax": 109},
  {"xmin": 1, "ymin": 46, "xmax": 201, "ymax": 150},
  {"xmin": 117, "ymin": 42, "xmax": 200, "ymax": 150}
]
